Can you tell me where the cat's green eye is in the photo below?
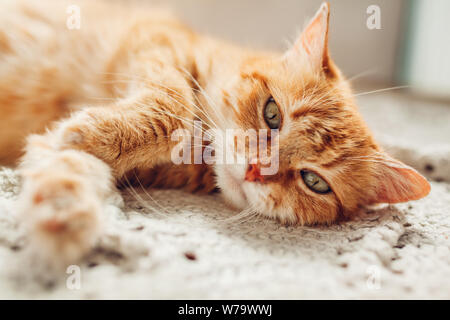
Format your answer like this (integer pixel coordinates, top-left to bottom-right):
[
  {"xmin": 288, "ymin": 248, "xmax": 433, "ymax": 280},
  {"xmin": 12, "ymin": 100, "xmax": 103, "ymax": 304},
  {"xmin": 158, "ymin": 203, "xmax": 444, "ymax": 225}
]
[
  {"xmin": 300, "ymin": 170, "xmax": 331, "ymax": 194},
  {"xmin": 263, "ymin": 98, "xmax": 281, "ymax": 129}
]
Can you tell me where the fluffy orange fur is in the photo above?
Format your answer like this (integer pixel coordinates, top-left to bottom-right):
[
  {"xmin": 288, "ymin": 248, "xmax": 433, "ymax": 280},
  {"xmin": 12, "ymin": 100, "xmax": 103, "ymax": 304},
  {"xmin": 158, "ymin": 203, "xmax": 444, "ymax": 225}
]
[{"xmin": 0, "ymin": 0, "xmax": 430, "ymax": 266}]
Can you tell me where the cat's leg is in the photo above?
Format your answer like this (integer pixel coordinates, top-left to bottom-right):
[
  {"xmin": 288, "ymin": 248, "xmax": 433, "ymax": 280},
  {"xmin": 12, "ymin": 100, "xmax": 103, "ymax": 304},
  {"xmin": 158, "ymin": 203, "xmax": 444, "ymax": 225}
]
[{"xmin": 17, "ymin": 90, "xmax": 191, "ymax": 268}]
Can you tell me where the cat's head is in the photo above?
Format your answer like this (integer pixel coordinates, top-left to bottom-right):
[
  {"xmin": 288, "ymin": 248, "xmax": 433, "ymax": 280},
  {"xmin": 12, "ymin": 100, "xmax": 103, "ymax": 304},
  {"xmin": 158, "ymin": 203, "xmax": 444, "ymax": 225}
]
[{"xmin": 212, "ymin": 2, "xmax": 430, "ymax": 224}]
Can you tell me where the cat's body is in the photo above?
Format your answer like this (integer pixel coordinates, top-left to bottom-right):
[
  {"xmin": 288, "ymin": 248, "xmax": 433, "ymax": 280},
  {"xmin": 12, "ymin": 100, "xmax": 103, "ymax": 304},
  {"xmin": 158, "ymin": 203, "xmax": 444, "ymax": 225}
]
[
  {"xmin": 1, "ymin": 0, "xmax": 222, "ymax": 189},
  {"xmin": 0, "ymin": 0, "xmax": 430, "ymax": 267}
]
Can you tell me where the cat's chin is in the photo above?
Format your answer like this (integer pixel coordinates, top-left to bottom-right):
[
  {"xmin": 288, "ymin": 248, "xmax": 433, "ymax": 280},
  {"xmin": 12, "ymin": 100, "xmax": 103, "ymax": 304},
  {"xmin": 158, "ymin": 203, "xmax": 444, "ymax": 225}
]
[{"xmin": 215, "ymin": 165, "xmax": 249, "ymax": 210}]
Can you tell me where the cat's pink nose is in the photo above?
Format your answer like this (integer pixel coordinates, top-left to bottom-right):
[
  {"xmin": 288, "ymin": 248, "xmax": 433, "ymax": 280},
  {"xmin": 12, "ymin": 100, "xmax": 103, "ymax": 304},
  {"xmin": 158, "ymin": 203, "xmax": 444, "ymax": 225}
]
[{"xmin": 245, "ymin": 163, "xmax": 264, "ymax": 183}]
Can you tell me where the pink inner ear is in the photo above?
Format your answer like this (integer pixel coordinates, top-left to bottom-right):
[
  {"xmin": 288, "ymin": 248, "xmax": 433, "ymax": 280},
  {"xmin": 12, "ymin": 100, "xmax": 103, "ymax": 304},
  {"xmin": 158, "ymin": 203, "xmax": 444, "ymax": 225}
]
[
  {"xmin": 300, "ymin": 11, "xmax": 327, "ymax": 55},
  {"xmin": 373, "ymin": 162, "xmax": 431, "ymax": 204},
  {"xmin": 290, "ymin": 2, "xmax": 330, "ymax": 71}
]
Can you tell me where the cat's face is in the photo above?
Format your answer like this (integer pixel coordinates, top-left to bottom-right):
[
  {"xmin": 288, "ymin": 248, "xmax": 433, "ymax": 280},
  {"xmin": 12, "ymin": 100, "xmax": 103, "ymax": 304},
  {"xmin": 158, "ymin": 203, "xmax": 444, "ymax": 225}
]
[{"xmin": 213, "ymin": 3, "xmax": 430, "ymax": 224}]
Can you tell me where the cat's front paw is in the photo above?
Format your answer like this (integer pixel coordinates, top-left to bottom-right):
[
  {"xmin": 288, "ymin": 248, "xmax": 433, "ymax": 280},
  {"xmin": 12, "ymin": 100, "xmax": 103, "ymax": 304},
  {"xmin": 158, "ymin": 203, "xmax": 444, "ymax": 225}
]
[{"xmin": 17, "ymin": 170, "xmax": 103, "ymax": 269}]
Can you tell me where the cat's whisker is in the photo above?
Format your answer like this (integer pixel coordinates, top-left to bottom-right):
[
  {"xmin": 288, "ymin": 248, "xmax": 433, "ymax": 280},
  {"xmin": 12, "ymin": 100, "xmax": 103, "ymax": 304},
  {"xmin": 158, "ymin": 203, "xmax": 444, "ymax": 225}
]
[
  {"xmin": 154, "ymin": 84, "xmax": 220, "ymax": 130},
  {"xmin": 121, "ymin": 173, "xmax": 167, "ymax": 217},
  {"xmin": 234, "ymin": 208, "xmax": 260, "ymax": 225},
  {"xmin": 346, "ymin": 69, "xmax": 377, "ymax": 82},
  {"xmin": 99, "ymin": 73, "xmax": 213, "ymax": 124},
  {"xmin": 222, "ymin": 205, "xmax": 259, "ymax": 224},
  {"xmin": 344, "ymin": 151, "xmax": 387, "ymax": 161},
  {"xmin": 150, "ymin": 108, "xmax": 212, "ymax": 136},
  {"xmin": 99, "ymin": 72, "xmax": 220, "ymax": 130},
  {"xmin": 149, "ymin": 106, "xmax": 215, "ymax": 137},
  {"xmin": 344, "ymin": 155, "xmax": 401, "ymax": 166},
  {"xmin": 178, "ymin": 67, "xmax": 228, "ymax": 129},
  {"xmin": 354, "ymin": 85, "xmax": 409, "ymax": 97},
  {"xmin": 346, "ymin": 152, "xmax": 384, "ymax": 160},
  {"xmin": 95, "ymin": 100, "xmax": 194, "ymax": 142},
  {"xmin": 145, "ymin": 80, "xmax": 221, "ymax": 129},
  {"xmin": 142, "ymin": 83, "xmax": 219, "ymax": 133},
  {"xmin": 131, "ymin": 171, "xmax": 173, "ymax": 215},
  {"xmin": 132, "ymin": 97, "xmax": 213, "ymax": 135},
  {"xmin": 220, "ymin": 207, "xmax": 250, "ymax": 222},
  {"xmin": 139, "ymin": 78, "xmax": 220, "ymax": 130}
]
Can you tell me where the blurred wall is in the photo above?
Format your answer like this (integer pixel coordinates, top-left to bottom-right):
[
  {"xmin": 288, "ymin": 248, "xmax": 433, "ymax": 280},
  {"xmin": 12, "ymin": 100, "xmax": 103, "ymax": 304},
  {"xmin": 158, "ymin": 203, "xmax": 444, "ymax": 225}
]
[
  {"xmin": 148, "ymin": 0, "xmax": 406, "ymax": 84},
  {"xmin": 403, "ymin": 0, "xmax": 450, "ymax": 99}
]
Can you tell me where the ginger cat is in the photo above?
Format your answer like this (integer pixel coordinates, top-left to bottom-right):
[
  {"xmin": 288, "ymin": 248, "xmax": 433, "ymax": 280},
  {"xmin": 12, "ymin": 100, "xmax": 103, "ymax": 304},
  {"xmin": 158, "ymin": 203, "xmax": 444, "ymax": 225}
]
[{"xmin": 0, "ymin": 0, "xmax": 430, "ymax": 267}]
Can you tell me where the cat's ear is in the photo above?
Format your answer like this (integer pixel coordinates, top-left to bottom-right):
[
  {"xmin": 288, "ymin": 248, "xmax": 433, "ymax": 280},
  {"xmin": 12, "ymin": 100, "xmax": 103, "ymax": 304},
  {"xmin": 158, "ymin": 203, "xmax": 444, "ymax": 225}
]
[
  {"xmin": 369, "ymin": 154, "xmax": 431, "ymax": 204},
  {"xmin": 285, "ymin": 2, "xmax": 333, "ymax": 76}
]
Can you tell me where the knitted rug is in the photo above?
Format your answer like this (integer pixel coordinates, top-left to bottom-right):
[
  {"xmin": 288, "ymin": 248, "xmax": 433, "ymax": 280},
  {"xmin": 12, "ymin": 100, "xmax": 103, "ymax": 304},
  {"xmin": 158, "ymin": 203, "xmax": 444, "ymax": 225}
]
[{"xmin": 0, "ymin": 92, "xmax": 449, "ymax": 299}]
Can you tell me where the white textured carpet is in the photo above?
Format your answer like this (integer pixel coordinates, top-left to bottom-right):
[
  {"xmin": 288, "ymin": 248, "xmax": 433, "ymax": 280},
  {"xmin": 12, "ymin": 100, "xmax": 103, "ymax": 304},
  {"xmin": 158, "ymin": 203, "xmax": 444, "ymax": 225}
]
[{"xmin": 0, "ymin": 92, "xmax": 449, "ymax": 299}]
